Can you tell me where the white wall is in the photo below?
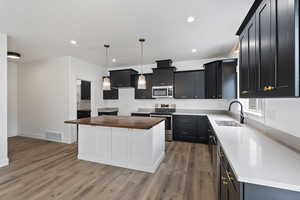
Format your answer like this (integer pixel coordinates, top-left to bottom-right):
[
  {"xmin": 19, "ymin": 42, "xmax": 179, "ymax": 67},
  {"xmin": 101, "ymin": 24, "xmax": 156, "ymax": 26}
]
[
  {"xmin": 230, "ymin": 98, "xmax": 300, "ymax": 139},
  {"xmin": 18, "ymin": 57, "xmax": 70, "ymax": 142},
  {"xmin": 17, "ymin": 56, "xmax": 105, "ymax": 144},
  {"xmin": 103, "ymin": 58, "xmax": 231, "ymax": 115},
  {"xmin": 8, "ymin": 62, "xmax": 18, "ymax": 137},
  {"xmin": 0, "ymin": 33, "xmax": 9, "ymax": 167}
]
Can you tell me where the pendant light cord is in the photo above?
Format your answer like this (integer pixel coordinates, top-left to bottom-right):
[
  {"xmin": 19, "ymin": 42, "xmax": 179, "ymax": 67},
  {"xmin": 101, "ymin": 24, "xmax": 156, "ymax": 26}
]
[
  {"xmin": 139, "ymin": 38, "xmax": 145, "ymax": 75},
  {"xmin": 104, "ymin": 44, "xmax": 110, "ymax": 71}
]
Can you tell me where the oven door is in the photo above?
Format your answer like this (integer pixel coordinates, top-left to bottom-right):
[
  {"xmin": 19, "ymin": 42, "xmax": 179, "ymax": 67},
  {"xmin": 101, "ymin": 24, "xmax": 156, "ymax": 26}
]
[{"xmin": 150, "ymin": 114, "xmax": 172, "ymax": 141}]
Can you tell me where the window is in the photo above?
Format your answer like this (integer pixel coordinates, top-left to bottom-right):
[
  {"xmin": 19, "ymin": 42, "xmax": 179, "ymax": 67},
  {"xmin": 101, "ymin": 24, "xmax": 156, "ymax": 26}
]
[{"xmin": 245, "ymin": 98, "xmax": 263, "ymax": 114}]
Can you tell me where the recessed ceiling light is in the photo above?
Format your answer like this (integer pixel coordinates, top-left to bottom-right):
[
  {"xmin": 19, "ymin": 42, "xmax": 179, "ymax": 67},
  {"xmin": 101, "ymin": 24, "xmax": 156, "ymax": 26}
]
[
  {"xmin": 70, "ymin": 40, "xmax": 77, "ymax": 45},
  {"xmin": 112, "ymin": 58, "xmax": 116, "ymax": 63},
  {"xmin": 7, "ymin": 52, "xmax": 21, "ymax": 60},
  {"xmin": 192, "ymin": 49, "xmax": 197, "ymax": 53},
  {"xmin": 187, "ymin": 16, "xmax": 195, "ymax": 23}
]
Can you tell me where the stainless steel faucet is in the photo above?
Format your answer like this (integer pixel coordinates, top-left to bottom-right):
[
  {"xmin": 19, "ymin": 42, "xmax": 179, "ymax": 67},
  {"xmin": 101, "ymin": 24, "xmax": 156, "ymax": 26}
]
[{"xmin": 228, "ymin": 100, "xmax": 245, "ymax": 124}]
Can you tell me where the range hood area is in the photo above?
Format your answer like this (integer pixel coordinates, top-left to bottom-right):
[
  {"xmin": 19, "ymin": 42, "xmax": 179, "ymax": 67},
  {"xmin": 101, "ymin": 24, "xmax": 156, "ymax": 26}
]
[{"xmin": 107, "ymin": 59, "xmax": 176, "ymax": 89}]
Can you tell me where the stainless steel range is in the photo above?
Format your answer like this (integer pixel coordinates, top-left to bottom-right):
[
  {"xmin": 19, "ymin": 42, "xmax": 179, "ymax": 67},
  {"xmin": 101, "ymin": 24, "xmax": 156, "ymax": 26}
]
[{"xmin": 150, "ymin": 104, "xmax": 176, "ymax": 141}]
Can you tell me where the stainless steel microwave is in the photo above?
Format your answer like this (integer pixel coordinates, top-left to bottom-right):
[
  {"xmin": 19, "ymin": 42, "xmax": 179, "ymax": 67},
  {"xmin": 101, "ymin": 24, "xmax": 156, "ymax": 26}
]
[{"xmin": 152, "ymin": 86, "xmax": 173, "ymax": 98}]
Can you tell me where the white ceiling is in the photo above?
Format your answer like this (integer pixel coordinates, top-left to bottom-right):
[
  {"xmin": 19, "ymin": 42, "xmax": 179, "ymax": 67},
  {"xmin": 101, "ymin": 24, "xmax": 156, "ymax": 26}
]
[{"xmin": 0, "ymin": 0, "xmax": 254, "ymax": 67}]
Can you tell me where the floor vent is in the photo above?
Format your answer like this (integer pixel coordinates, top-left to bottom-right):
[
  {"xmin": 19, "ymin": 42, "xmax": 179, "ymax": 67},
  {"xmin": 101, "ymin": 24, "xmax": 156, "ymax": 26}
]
[{"xmin": 46, "ymin": 131, "xmax": 62, "ymax": 142}]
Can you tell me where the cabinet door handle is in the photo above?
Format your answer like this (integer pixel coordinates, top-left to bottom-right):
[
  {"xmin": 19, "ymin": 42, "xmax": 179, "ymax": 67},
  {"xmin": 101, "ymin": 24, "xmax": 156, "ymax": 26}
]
[
  {"xmin": 226, "ymin": 171, "xmax": 234, "ymax": 181},
  {"xmin": 221, "ymin": 176, "xmax": 229, "ymax": 185},
  {"xmin": 268, "ymin": 86, "xmax": 275, "ymax": 91}
]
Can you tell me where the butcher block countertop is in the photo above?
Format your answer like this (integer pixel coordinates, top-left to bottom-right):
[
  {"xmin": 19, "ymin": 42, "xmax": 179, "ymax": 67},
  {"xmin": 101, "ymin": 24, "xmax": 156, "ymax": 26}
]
[{"xmin": 64, "ymin": 116, "xmax": 165, "ymax": 130}]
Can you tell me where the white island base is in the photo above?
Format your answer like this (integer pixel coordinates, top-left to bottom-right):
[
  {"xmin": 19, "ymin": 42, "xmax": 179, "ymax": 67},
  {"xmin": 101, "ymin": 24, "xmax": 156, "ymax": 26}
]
[{"xmin": 78, "ymin": 121, "xmax": 165, "ymax": 173}]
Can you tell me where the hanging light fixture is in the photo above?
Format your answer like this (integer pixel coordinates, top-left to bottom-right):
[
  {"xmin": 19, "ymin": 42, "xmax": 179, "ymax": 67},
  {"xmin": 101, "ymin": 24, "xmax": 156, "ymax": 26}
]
[
  {"xmin": 102, "ymin": 44, "xmax": 111, "ymax": 91},
  {"xmin": 137, "ymin": 38, "xmax": 146, "ymax": 90}
]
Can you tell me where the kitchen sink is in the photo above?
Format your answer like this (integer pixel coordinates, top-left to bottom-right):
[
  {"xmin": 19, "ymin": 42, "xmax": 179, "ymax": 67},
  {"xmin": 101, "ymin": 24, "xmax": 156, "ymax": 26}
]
[{"xmin": 215, "ymin": 120, "xmax": 242, "ymax": 127}]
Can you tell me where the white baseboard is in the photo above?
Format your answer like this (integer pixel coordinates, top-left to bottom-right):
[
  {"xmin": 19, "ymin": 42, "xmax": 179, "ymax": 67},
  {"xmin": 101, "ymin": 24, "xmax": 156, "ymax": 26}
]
[
  {"xmin": 78, "ymin": 152, "xmax": 165, "ymax": 173},
  {"xmin": 18, "ymin": 133, "xmax": 71, "ymax": 144},
  {"xmin": 8, "ymin": 132, "xmax": 18, "ymax": 137},
  {"xmin": 0, "ymin": 157, "xmax": 9, "ymax": 168}
]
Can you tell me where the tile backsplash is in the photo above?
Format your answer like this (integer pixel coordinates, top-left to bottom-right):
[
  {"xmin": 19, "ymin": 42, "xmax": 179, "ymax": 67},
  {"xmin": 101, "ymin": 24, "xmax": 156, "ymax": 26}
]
[{"xmin": 103, "ymin": 88, "xmax": 228, "ymax": 116}]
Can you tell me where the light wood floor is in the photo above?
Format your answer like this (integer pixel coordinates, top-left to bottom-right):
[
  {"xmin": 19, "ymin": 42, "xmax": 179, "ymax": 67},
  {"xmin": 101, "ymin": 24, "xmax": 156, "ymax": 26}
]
[{"xmin": 0, "ymin": 136, "xmax": 216, "ymax": 200}]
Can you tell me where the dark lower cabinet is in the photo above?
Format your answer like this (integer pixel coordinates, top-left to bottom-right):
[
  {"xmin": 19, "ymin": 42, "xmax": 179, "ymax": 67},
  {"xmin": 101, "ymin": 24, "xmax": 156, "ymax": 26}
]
[
  {"xmin": 131, "ymin": 113, "xmax": 151, "ymax": 117},
  {"xmin": 237, "ymin": 0, "xmax": 299, "ymax": 98},
  {"xmin": 98, "ymin": 111, "xmax": 118, "ymax": 116},
  {"xmin": 103, "ymin": 88, "xmax": 118, "ymax": 100},
  {"xmin": 77, "ymin": 110, "xmax": 91, "ymax": 119},
  {"xmin": 134, "ymin": 74, "xmax": 153, "ymax": 99},
  {"xmin": 173, "ymin": 115, "xmax": 209, "ymax": 143},
  {"xmin": 174, "ymin": 70, "xmax": 205, "ymax": 99},
  {"xmin": 215, "ymin": 142, "xmax": 300, "ymax": 200}
]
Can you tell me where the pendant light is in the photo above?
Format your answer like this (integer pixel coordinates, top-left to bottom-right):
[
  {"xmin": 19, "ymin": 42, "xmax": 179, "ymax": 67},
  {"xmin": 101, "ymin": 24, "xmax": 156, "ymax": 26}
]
[
  {"xmin": 102, "ymin": 44, "xmax": 111, "ymax": 91},
  {"xmin": 137, "ymin": 38, "xmax": 146, "ymax": 90}
]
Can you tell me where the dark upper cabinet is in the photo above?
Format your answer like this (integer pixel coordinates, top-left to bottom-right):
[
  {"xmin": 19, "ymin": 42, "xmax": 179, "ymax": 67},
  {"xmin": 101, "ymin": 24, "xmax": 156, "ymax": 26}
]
[
  {"xmin": 205, "ymin": 62, "xmax": 219, "ymax": 99},
  {"xmin": 134, "ymin": 74, "xmax": 153, "ymax": 99},
  {"xmin": 205, "ymin": 59, "xmax": 237, "ymax": 99},
  {"xmin": 173, "ymin": 115, "xmax": 209, "ymax": 143},
  {"xmin": 103, "ymin": 88, "xmax": 118, "ymax": 100},
  {"xmin": 239, "ymin": 18, "xmax": 251, "ymax": 97},
  {"xmin": 194, "ymin": 71, "xmax": 206, "ymax": 98},
  {"xmin": 174, "ymin": 70, "xmax": 205, "ymax": 99},
  {"xmin": 110, "ymin": 69, "xmax": 138, "ymax": 88},
  {"xmin": 152, "ymin": 67, "xmax": 175, "ymax": 86},
  {"xmin": 237, "ymin": 0, "xmax": 298, "ymax": 98},
  {"xmin": 81, "ymin": 81, "xmax": 91, "ymax": 100},
  {"xmin": 156, "ymin": 59, "xmax": 173, "ymax": 68}
]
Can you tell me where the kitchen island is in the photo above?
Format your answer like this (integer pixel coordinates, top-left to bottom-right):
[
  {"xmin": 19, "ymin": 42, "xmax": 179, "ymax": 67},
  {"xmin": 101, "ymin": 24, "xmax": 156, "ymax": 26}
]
[{"xmin": 65, "ymin": 116, "xmax": 165, "ymax": 173}]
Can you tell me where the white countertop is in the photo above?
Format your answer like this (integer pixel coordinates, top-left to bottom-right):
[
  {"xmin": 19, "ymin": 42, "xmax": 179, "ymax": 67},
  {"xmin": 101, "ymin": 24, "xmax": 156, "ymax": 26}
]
[{"xmin": 174, "ymin": 110, "xmax": 300, "ymax": 192}]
